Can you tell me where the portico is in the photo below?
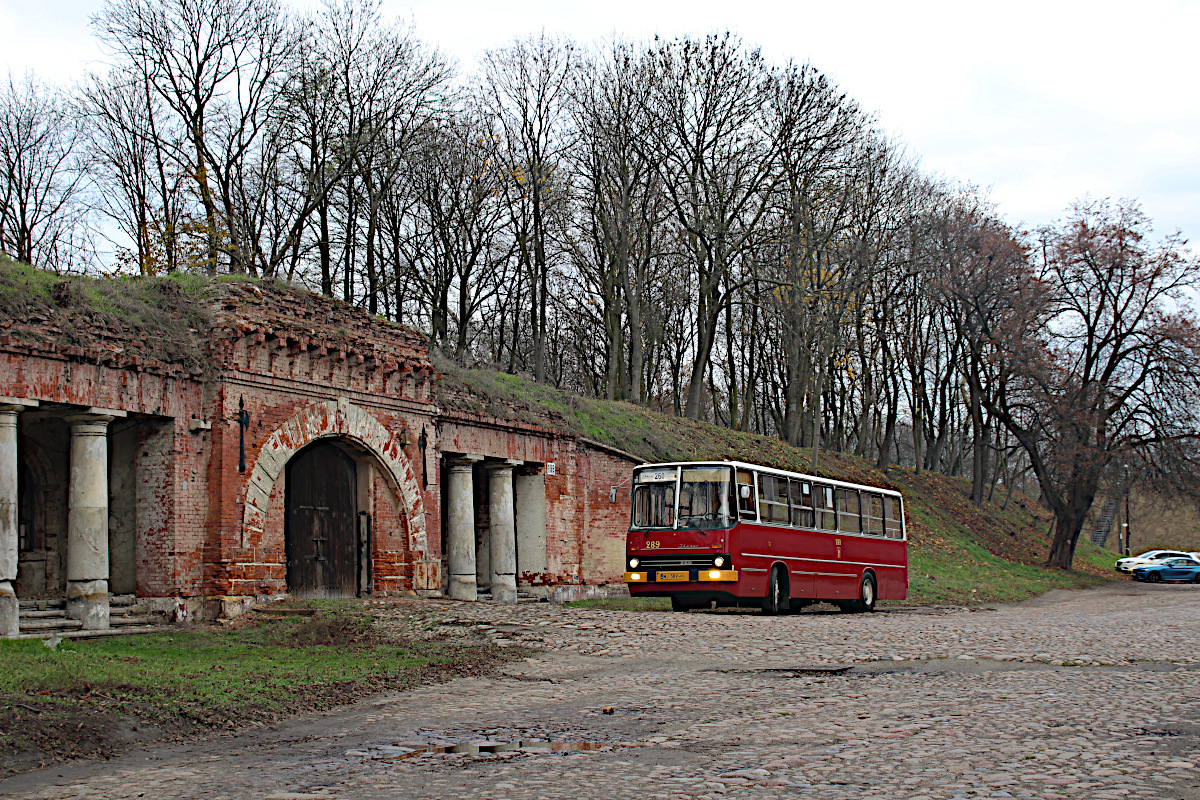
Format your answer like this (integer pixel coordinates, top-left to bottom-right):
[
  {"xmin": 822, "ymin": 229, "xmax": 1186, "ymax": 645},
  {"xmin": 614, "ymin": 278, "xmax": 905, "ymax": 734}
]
[{"xmin": 440, "ymin": 452, "xmax": 547, "ymax": 603}]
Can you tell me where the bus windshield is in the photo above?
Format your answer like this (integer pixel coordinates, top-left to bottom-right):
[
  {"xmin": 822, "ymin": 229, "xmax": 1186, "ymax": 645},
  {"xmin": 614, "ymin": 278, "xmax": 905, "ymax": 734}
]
[
  {"xmin": 677, "ymin": 466, "xmax": 736, "ymax": 530},
  {"xmin": 631, "ymin": 467, "xmax": 676, "ymax": 528},
  {"xmin": 630, "ymin": 465, "xmax": 736, "ymax": 530}
]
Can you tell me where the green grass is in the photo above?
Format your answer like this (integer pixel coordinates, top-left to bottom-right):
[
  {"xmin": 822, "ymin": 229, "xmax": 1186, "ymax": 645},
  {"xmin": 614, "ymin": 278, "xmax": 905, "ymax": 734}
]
[
  {"xmin": 906, "ymin": 533, "xmax": 1109, "ymax": 605},
  {"xmin": 0, "ymin": 602, "xmax": 515, "ymax": 773},
  {"xmin": 899, "ymin": 484, "xmax": 1113, "ymax": 605},
  {"xmin": 0, "ymin": 605, "xmax": 472, "ymax": 721}
]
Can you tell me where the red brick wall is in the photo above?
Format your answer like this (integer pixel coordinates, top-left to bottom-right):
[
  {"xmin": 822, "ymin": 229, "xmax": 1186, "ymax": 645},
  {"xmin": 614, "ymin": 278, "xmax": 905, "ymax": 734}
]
[
  {"xmin": 577, "ymin": 446, "xmax": 637, "ymax": 585},
  {"xmin": 370, "ymin": 464, "xmax": 409, "ymax": 595},
  {"xmin": 3, "ymin": 278, "xmax": 643, "ymax": 606}
]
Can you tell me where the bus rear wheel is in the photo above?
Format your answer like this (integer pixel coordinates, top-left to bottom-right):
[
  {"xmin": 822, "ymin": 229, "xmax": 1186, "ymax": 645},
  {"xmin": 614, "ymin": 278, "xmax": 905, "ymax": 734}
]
[
  {"xmin": 847, "ymin": 573, "xmax": 877, "ymax": 613},
  {"xmin": 762, "ymin": 567, "xmax": 789, "ymax": 615}
]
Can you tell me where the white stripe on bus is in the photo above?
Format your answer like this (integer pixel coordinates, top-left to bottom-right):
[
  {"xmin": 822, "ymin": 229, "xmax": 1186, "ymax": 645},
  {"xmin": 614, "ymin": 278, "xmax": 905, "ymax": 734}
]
[
  {"xmin": 791, "ymin": 570, "xmax": 858, "ymax": 577},
  {"xmin": 741, "ymin": 553, "xmax": 904, "ymax": 570}
]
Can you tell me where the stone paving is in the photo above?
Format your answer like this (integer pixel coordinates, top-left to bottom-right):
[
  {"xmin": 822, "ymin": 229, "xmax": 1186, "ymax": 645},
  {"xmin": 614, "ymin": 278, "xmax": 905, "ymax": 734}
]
[{"xmin": 2, "ymin": 583, "xmax": 1199, "ymax": 800}]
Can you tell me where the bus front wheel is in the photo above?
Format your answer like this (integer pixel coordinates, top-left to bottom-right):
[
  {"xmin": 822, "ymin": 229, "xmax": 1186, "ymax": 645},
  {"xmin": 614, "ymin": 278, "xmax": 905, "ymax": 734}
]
[
  {"xmin": 671, "ymin": 595, "xmax": 696, "ymax": 612},
  {"xmin": 762, "ymin": 567, "xmax": 789, "ymax": 615}
]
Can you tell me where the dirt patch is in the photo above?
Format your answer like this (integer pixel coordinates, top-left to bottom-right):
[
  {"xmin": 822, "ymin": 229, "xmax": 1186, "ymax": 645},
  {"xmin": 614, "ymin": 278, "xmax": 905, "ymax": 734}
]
[{"xmin": 0, "ymin": 609, "xmax": 528, "ymax": 778}]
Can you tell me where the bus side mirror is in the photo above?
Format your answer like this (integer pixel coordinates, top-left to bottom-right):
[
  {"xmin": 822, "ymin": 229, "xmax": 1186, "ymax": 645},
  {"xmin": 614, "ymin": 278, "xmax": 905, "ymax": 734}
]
[
  {"xmin": 739, "ymin": 485, "xmax": 752, "ymax": 500},
  {"xmin": 610, "ymin": 487, "xmax": 618, "ymax": 503}
]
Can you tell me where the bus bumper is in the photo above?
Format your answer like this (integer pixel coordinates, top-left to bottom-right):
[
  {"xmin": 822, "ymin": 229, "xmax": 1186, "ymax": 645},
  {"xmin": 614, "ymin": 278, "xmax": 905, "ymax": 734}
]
[{"xmin": 624, "ymin": 570, "xmax": 739, "ymax": 583}]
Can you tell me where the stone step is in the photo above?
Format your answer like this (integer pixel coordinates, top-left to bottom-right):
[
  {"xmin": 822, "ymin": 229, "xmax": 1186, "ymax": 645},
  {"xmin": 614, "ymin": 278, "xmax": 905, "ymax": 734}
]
[
  {"xmin": 20, "ymin": 604, "xmax": 152, "ymax": 619},
  {"xmin": 18, "ymin": 609, "xmax": 67, "ymax": 619},
  {"xmin": 19, "ymin": 618, "xmax": 84, "ymax": 632},
  {"xmin": 111, "ymin": 605, "xmax": 151, "ymax": 616},
  {"xmin": 110, "ymin": 615, "xmax": 163, "ymax": 627},
  {"xmin": 110, "ymin": 594, "xmax": 138, "ymax": 607},
  {"xmin": 474, "ymin": 591, "xmax": 544, "ymax": 604},
  {"xmin": 15, "ymin": 625, "xmax": 169, "ymax": 641},
  {"xmin": 18, "ymin": 599, "xmax": 65, "ymax": 610}
]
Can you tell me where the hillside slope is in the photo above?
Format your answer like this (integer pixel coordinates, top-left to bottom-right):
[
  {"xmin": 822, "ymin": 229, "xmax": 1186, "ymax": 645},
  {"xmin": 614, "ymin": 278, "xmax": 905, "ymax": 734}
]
[{"xmin": 436, "ymin": 360, "xmax": 1115, "ymax": 605}]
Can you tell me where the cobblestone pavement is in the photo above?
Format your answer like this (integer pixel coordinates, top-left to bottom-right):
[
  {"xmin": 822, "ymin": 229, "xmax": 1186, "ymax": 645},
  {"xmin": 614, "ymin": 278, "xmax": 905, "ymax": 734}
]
[{"xmin": 3, "ymin": 583, "xmax": 1199, "ymax": 800}]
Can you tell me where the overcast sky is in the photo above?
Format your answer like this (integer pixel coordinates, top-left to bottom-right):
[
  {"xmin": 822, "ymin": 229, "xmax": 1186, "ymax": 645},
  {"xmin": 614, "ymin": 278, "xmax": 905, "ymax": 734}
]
[{"xmin": 2, "ymin": 0, "xmax": 1197, "ymax": 244}]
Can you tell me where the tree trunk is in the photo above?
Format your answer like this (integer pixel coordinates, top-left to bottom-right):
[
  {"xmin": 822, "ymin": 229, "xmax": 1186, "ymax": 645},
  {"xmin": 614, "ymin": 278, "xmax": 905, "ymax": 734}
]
[
  {"xmin": 1046, "ymin": 510, "xmax": 1086, "ymax": 570},
  {"xmin": 318, "ymin": 203, "xmax": 332, "ymax": 297}
]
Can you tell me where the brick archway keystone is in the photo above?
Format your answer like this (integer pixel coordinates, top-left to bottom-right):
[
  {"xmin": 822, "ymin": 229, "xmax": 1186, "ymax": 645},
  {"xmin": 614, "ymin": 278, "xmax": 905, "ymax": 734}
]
[{"xmin": 242, "ymin": 398, "xmax": 427, "ymax": 555}]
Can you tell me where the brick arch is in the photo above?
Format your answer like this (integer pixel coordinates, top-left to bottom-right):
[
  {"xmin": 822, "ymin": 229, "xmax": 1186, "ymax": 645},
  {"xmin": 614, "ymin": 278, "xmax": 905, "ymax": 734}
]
[{"xmin": 242, "ymin": 397, "xmax": 427, "ymax": 555}]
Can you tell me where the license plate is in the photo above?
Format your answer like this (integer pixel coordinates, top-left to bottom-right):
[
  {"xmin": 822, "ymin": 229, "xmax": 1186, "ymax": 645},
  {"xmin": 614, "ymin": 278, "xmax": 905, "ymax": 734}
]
[{"xmin": 656, "ymin": 571, "xmax": 689, "ymax": 582}]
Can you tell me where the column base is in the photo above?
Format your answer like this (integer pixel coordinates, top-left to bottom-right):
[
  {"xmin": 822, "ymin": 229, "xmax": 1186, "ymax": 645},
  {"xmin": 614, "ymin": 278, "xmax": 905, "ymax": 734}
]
[
  {"xmin": 492, "ymin": 577, "xmax": 518, "ymax": 604},
  {"xmin": 448, "ymin": 574, "xmax": 478, "ymax": 601},
  {"xmin": 0, "ymin": 580, "xmax": 16, "ymax": 637},
  {"xmin": 66, "ymin": 579, "xmax": 110, "ymax": 630}
]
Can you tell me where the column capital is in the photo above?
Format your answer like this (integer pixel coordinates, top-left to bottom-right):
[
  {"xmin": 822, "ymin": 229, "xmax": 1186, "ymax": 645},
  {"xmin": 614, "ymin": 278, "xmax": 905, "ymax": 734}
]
[
  {"xmin": 64, "ymin": 413, "xmax": 117, "ymax": 428},
  {"xmin": 0, "ymin": 397, "xmax": 37, "ymax": 417},
  {"xmin": 447, "ymin": 454, "xmax": 483, "ymax": 469},
  {"xmin": 486, "ymin": 459, "xmax": 522, "ymax": 469}
]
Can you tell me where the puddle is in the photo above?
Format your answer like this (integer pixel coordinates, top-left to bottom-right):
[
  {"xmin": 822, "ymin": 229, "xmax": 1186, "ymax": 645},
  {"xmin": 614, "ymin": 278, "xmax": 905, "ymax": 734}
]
[
  {"xmin": 348, "ymin": 740, "xmax": 638, "ymax": 760},
  {"xmin": 704, "ymin": 665, "xmax": 854, "ymax": 675}
]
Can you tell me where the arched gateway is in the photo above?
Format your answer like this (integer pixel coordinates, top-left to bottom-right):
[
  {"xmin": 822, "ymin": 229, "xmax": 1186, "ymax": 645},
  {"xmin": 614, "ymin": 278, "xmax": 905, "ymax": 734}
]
[{"xmin": 242, "ymin": 399, "xmax": 428, "ymax": 596}]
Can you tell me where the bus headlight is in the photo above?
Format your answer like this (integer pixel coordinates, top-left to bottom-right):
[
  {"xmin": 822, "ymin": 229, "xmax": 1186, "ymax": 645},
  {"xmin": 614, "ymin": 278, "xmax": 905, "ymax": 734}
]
[
  {"xmin": 708, "ymin": 570, "xmax": 721, "ymax": 579},
  {"xmin": 628, "ymin": 557, "xmax": 639, "ymax": 569},
  {"xmin": 713, "ymin": 556, "xmax": 725, "ymax": 568}
]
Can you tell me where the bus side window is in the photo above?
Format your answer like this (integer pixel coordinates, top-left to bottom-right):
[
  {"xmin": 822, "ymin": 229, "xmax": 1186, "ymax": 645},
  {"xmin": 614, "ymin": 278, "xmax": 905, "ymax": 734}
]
[
  {"xmin": 813, "ymin": 484, "xmax": 836, "ymax": 531},
  {"xmin": 865, "ymin": 493, "xmax": 885, "ymax": 535},
  {"xmin": 835, "ymin": 488, "xmax": 862, "ymax": 533},
  {"xmin": 790, "ymin": 479, "xmax": 814, "ymax": 528},
  {"xmin": 737, "ymin": 471, "xmax": 757, "ymax": 520},
  {"xmin": 884, "ymin": 497, "xmax": 903, "ymax": 539},
  {"xmin": 758, "ymin": 474, "xmax": 790, "ymax": 524}
]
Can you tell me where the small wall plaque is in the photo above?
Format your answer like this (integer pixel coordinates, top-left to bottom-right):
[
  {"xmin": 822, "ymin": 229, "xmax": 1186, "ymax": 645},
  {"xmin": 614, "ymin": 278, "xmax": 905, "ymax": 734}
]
[{"xmin": 546, "ymin": 461, "xmax": 556, "ymax": 476}]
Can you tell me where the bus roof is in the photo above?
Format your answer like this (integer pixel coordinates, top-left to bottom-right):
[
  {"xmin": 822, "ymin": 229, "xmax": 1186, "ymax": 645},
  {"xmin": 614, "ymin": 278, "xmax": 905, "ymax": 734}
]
[{"xmin": 635, "ymin": 460, "xmax": 904, "ymax": 499}]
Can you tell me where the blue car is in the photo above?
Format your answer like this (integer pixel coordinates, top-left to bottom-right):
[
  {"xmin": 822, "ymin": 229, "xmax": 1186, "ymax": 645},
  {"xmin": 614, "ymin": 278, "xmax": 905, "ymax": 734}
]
[{"xmin": 1132, "ymin": 557, "xmax": 1200, "ymax": 583}]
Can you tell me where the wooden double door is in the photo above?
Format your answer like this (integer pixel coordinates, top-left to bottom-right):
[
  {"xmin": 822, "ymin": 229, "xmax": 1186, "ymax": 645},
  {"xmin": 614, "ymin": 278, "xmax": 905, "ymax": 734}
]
[{"xmin": 285, "ymin": 441, "xmax": 365, "ymax": 598}]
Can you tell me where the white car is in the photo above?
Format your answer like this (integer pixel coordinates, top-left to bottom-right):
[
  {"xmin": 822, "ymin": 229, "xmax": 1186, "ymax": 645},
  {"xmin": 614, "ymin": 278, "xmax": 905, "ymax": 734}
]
[{"xmin": 1115, "ymin": 550, "xmax": 1196, "ymax": 573}]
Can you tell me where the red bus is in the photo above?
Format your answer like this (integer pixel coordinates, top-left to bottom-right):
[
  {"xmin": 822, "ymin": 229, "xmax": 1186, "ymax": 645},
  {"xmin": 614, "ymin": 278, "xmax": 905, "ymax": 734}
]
[{"xmin": 623, "ymin": 461, "xmax": 907, "ymax": 613}]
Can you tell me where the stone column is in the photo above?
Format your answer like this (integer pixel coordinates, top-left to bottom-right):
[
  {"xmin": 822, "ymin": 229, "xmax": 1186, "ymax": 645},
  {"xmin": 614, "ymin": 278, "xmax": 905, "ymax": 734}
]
[
  {"xmin": 64, "ymin": 414, "xmax": 113, "ymax": 630},
  {"xmin": 0, "ymin": 406, "xmax": 21, "ymax": 637},
  {"xmin": 488, "ymin": 463, "xmax": 518, "ymax": 604},
  {"xmin": 514, "ymin": 469, "xmax": 548, "ymax": 595},
  {"xmin": 446, "ymin": 460, "xmax": 479, "ymax": 601}
]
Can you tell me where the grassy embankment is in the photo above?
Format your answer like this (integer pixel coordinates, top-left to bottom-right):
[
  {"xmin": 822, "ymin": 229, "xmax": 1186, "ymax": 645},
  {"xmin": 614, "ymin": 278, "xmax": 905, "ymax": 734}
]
[
  {"xmin": 437, "ymin": 360, "xmax": 1117, "ymax": 610},
  {"xmin": 0, "ymin": 600, "xmax": 515, "ymax": 775}
]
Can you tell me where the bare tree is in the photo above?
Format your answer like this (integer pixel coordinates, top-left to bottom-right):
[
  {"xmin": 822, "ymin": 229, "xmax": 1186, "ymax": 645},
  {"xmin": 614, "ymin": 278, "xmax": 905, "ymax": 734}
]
[
  {"xmin": 96, "ymin": 0, "xmax": 296, "ymax": 274},
  {"xmin": 985, "ymin": 199, "xmax": 1200, "ymax": 568},
  {"xmin": 80, "ymin": 67, "xmax": 191, "ymax": 274},
  {"xmin": 0, "ymin": 73, "xmax": 90, "ymax": 270},
  {"xmin": 640, "ymin": 34, "xmax": 783, "ymax": 420},
  {"xmin": 480, "ymin": 33, "xmax": 575, "ymax": 382},
  {"xmin": 569, "ymin": 41, "xmax": 669, "ymax": 402}
]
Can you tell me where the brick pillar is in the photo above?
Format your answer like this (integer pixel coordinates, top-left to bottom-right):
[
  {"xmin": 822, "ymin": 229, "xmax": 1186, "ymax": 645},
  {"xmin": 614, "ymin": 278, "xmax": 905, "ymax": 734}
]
[
  {"xmin": 488, "ymin": 463, "xmax": 518, "ymax": 604},
  {"xmin": 64, "ymin": 414, "xmax": 113, "ymax": 630},
  {"xmin": 446, "ymin": 459, "xmax": 479, "ymax": 601},
  {"xmin": 0, "ymin": 406, "xmax": 21, "ymax": 637}
]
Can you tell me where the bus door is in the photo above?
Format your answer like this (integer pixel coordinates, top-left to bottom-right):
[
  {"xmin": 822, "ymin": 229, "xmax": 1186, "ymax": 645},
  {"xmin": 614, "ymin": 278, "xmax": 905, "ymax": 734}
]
[
  {"xmin": 831, "ymin": 488, "xmax": 864, "ymax": 598},
  {"xmin": 734, "ymin": 470, "xmax": 768, "ymax": 593},
  {"xmin": 785, "ymin": 479, "xmax": 816, "ymax": 598}
]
